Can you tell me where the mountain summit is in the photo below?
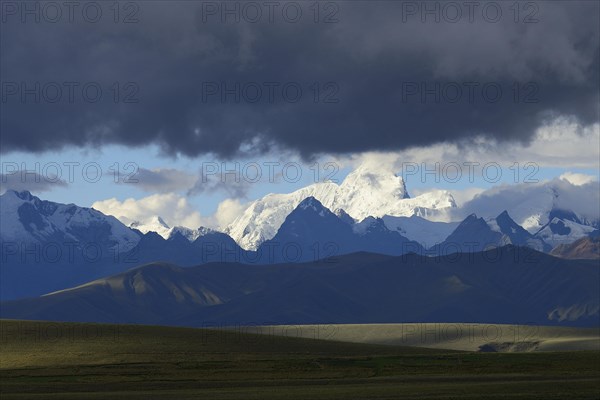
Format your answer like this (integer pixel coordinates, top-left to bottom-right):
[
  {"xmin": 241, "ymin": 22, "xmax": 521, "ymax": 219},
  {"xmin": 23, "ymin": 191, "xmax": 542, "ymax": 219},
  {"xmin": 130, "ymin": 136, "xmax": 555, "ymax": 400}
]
[
  {"xmin": 226, "ymin": 165, "xmax": 456, "ymax": 250},
  {"xmin": 259, "ymin": 197, "xmax": 423, "ymax": 262},
  {"xmin": 0, "ymin": 190, "xmax": 139, "ymax": 251}
]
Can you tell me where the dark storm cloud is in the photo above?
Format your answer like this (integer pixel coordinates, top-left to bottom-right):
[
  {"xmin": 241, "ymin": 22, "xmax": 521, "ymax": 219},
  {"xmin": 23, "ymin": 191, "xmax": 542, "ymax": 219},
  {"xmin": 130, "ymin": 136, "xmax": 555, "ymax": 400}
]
[{"xmin": 1, "ymin": 1, "xmax": 598, "ymax": 158}]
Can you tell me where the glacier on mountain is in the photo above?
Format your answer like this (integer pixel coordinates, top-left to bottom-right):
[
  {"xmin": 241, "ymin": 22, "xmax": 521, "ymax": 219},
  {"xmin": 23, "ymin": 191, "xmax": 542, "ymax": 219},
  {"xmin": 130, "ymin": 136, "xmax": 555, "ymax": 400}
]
[
  {"xmin": 458, "ymin": 178, "xmax": 599, "ymax": 233},
  {"xmin": 0, "ymin": 190, "xmax": 140, "ymax": 252},
  {"xmin": 226, "ymin": 164, "xmax": 457, "ymax": 250}
]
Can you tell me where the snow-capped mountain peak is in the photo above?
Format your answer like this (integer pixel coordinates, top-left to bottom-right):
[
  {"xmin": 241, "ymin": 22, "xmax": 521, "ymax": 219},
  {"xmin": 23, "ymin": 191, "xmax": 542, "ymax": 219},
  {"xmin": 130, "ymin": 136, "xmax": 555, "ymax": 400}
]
[
  {"xmin": 459, "ymin": 178, "xmax": 599, "ymax": 233},
  {"xmin": 297, "ymin": 196, "xmax": 328, "ymax": 215},
  {"xmin": 0, "ymin": 190, "xmax": 140, "ymax": 252},
  {"xmin": 334, "ymin": 208, "xmax": 355, "ymax": 225},
  {"xmin": 128, "ymin": 215, "xmax": 223, "ymax": 242},
  {"xmin": 337, "ymin": 163, "xmax": 410, "ymax": 199},
  {"xmin": 226, "ymin": 164, "xmax": 457, "ymax": 250},
  {"xmin": 154, "ymin": 216, "xmax": 169, "ymax": 228},
  {"xmin": 11, "ymin": 189, "xmax": 35, "ymax": 202},
  {"xmin": 353, "ymin": 216, "xmax": 389, "ymax": 236},
  {"xmin": 128, "ymin": 216, "xmax": 171, "ymax": 238},
  {"xmin": 534, "ymin": 217, "xmax": 596, "ymax": 248},
  {"xmin": 168, "ymin": 226, "xmax": 219, "ymax": 242}
]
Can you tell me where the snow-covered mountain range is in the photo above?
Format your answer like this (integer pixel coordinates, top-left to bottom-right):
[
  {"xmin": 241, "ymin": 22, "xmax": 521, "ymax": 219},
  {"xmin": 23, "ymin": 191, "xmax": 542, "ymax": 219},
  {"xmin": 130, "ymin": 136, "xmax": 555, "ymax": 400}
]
[
  {"xmin": 2, "ymin": 166, "xmax": 598, "ymax": 258},
  {"xmin": 223, "ymin": 167, "xmax": 598, "ymax": 250},
  {"xmin": 535, "ymin": 216, "xmax": 597, "ymax": 248},
  {"xmin": 1, "ymin": 187, "xmax": 598, "ymax": 301},
  {"xmin": 458, "ymin": 178, "xmax": 600, "ymax": 233},
  {"xmin": 129, "ymin": 216, "xmax": 219, "ymax": 242},
  {"xmin": 226, "ymin": 164, "xmax": 457, "ymax": 250},
  {"xmin": 0, "ymin": 190, "xmax": 140, "ymax": 252}
]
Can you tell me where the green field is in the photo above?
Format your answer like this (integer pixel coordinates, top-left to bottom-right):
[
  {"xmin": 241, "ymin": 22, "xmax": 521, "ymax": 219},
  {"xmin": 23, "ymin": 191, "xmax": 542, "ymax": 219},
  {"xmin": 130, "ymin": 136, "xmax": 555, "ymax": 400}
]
[{"xmin": 1, "ymin": 320, "xmax": 599, "ymax": 399}]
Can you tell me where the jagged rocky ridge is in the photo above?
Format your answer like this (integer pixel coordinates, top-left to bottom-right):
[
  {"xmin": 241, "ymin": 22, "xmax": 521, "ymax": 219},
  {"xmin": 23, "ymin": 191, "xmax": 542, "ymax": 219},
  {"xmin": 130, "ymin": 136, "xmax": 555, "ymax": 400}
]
[{"xmin": 1, "ymin": 189, "xmax": 598, "ymax": 300}]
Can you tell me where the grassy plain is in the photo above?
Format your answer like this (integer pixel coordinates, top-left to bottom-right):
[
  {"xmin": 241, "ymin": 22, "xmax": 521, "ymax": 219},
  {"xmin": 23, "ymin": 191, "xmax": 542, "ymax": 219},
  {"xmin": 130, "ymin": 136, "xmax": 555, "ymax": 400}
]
[{"xmin": 1, "ymin": 320, "xmax": 598, "ymax": 399}]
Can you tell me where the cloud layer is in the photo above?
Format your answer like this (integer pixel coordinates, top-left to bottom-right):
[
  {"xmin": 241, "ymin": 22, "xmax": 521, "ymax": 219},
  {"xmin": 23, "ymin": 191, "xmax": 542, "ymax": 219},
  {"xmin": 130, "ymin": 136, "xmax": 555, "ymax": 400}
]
[
  {"xmin": 121, "ymin": 168, "xmax": 197, "ymax": 193},
  {"xmin": 92, "ymin": 194, "xmax": 204, "ymax": 229},
  {"xmin": 92, "ymin": 193, "xmax": 247, "ymax": 230},
  {"xmin": 2, "ymin": 1, "xmax": 598, "ymax": 158}
]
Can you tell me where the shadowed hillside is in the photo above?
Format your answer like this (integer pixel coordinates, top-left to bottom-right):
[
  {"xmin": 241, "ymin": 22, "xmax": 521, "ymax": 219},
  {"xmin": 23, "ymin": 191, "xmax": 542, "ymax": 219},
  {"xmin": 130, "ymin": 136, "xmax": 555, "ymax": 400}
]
[{"xmin": 2, "ymin": 247, "xmax": 599, "ymax": 327}]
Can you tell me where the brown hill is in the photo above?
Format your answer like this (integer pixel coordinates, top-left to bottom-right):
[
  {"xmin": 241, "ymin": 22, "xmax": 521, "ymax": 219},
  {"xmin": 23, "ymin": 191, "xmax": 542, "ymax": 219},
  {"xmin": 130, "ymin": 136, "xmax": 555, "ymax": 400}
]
[{"xmin": 551, "ymin": 236, "xmax": 600, "ymax": 260}]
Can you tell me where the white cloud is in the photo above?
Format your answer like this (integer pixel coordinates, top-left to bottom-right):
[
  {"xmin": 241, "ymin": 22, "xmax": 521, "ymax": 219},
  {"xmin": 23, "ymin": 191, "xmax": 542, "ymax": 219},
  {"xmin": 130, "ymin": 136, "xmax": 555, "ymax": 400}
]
[
  {"xmin": 342, "ymin": 117, "xmax": 599, "ymax": 176},
  {"xmin": 443, "ymin": 187, "xmax": 486, "ymax": 208},
  {"xmin": 92, "ymin": 193, "xmax": 204, "ymax": 229},
  {"xmin": 327, "ymin": 116, "xmax": 599, "ymax": 205},
  {"xmin": 559, "ymin": 172, "xmax": 598, "ymax": 186},
  {"xmin": 92, "ymin": 193, "xmax": 251, "ymax": 232},
  {"xmin": 214, "ymin": 198, "xmax": 248, "ymax": 229},
  {"xmin": 514, "ymin": 117, "xmax": 599, "ymax": 169},
  {"xmin": 410, "ymin": 186, "xmax": 485, "ymax": 203}
]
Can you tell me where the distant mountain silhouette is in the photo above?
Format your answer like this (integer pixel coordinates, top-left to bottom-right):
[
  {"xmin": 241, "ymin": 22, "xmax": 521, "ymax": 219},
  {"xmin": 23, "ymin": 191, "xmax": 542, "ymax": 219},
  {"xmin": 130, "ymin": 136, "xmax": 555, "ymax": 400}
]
[{"xmin": 2, "ymin": 247, "xmax": 598, "ymax": 328}]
